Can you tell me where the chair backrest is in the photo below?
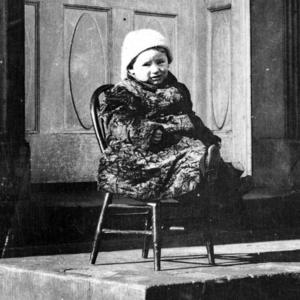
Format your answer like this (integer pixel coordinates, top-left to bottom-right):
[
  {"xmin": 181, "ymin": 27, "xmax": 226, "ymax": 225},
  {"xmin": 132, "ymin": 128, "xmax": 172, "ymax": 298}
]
[{"xmin": 90, "ymin": 84, "xmax": 114, "ymax": 154}]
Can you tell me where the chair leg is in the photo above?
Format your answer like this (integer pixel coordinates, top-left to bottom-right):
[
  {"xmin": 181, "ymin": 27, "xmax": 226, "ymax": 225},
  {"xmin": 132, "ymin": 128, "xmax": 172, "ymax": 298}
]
[
  {"xmin": 142, "ymin": 211, "xmax": 152, "ymax": 259},
  {"xmin": 90, "ymin": 192, "xmax": 112, "ymax": 264},
  {"xmin": 205, "ymin": 170, "xmax": 217, "ymax": 266},
  {"xmin": 206, "ymin": 236, "xmax": 215, "ymax": 265},
  {"xmin": 150, "ymin": 203, "xmax": 161, "ymax": 271}
]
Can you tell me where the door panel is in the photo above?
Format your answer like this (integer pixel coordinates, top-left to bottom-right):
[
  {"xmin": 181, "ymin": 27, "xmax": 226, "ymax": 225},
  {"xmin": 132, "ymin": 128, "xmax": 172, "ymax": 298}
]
[
  {"xmin": 64, "ymin": 5, "xmax": 110, "ymax": 131},
  {"xmin": 207, "ymin": 3, "xmax": 233, "ymax": 163},
  {"xmin": 25, "ymin": 2, "xmax": 39, "ymax": 133},
  {"xmin": 198, "ymin": 0, "xmax": 251, "ymax": 174}
]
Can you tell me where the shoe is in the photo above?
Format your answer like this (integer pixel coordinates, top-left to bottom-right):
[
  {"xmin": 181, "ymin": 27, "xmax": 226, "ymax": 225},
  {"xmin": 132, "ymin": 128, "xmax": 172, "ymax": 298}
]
[{"xmin": 205, "ymin": 144, "xmax": 221, "ymax": 176}]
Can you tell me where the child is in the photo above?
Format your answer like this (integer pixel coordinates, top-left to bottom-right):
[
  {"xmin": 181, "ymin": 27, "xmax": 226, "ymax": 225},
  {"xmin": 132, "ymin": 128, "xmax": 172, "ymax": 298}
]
[{"xmin": 97, "ymin": 29, "xmax": 234, "ymax": 201}]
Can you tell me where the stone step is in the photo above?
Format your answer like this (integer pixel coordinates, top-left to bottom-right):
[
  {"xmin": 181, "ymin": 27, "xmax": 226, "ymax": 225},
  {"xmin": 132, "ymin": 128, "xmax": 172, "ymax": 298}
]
[{"xmin": 0, "ymin": 240, "xmax": 300, "ymax": 300}]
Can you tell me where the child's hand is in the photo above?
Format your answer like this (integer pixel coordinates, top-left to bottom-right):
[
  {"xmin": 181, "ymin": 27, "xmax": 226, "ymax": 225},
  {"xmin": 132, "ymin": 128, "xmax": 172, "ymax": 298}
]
[{"xmin": 151, "ymin": 129, "xmax": 163, "ymax": 144}]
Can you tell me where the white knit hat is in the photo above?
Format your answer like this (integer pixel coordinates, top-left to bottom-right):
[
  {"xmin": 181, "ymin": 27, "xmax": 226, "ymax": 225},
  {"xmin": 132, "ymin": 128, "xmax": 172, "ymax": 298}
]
[{"xmin": 120, "ymin": 29, "xmax": 173, "ymax": 79}]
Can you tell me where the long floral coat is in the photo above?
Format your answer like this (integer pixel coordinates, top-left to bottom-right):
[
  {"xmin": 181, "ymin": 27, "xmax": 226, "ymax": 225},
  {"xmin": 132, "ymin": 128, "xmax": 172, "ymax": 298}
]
[{"xmin": 97, "ymin": 73, "xmax": 220, "ymax": 201}]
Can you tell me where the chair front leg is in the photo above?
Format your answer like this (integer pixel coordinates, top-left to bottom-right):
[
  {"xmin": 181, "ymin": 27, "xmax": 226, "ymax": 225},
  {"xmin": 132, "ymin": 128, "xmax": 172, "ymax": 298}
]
[
  {"xmin": 150, "ymin": 202, "xmax": 161, "ymax": 271},
  {"xmin": 205, "ymin": 175, "xmax": 216, "ymax": 266},
  {"xmin": 142, "ymin": 211, "xmax": 152, "ymax": 259},
  {"xmin": 206, "ymin": 236, "xmax": 215, "ymax": 265},
  {"xmin": 90, "ymin": 192, "xmax": 112, "ymax": 264}
]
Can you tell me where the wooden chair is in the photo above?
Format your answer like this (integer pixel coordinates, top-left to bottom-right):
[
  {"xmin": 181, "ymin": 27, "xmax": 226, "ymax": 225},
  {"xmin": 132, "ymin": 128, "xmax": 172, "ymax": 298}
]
[{"xmin": 89, "ymin": 84, "xmax": 217, "ymax": 271}]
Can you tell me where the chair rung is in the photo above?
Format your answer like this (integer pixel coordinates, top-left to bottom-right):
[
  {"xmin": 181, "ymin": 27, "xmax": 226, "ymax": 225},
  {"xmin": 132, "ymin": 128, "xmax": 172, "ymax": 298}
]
[
  {"xmin": 112, "ymin": 212, "xmax": 149, "ymax": 216},
  {"xmin": 168, "ymin": 226, "xmax": 185, "ymax": 231},
  {"xmin": 108, "ymin": 204, "xmax": 151, "ymax": 209},
  {"xmin": 102, "ymin": 229, "xmax": 152, "ymax": 235}
]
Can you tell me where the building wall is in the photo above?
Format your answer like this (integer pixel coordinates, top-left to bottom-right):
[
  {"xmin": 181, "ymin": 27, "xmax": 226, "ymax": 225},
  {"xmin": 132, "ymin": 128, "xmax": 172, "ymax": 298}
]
[
  {"xmin": 0, "ymin": 0, "xmax": 29, "ymax": 202},
  {"xmin": 251, "ymin": 0, "xmax": 300, "ymax": 190},
  {"xmin": 251, "ymin": 0, "xmax": 285, "ymax": 139}
]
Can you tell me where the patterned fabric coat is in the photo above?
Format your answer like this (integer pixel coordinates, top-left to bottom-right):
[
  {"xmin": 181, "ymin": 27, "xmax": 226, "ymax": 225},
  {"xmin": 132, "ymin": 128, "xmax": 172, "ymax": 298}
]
[{"xmin": 97, "ymin": 73, "xmax": 220, "ymax": 201}]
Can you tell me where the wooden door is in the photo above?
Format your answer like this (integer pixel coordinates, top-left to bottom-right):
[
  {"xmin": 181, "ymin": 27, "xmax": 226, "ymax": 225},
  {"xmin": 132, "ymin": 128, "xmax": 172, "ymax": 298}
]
[
  {"xmin": 194, "ymin": 0, "xmax": 252, "ymax": 175},
  {"xmin": 25, "ymin": 0, "xmax": 196, "ymax": 183}
]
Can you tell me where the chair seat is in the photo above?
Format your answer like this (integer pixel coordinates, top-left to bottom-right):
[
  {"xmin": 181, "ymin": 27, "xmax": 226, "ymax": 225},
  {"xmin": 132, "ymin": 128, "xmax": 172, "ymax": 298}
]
[{"xmin": 111, "ymin": 196, "xmax": 180, "ymax": 206}]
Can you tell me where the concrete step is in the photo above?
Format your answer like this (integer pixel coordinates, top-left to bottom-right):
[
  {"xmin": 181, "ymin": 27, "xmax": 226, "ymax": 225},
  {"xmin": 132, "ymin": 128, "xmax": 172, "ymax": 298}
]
[
  {"xmin": 0, "ymin": 240, "xmax": 300, "ymax": 300},
  {"xmin": 1, "ymin": 184, "xmax": 300, "ymax": 258}
]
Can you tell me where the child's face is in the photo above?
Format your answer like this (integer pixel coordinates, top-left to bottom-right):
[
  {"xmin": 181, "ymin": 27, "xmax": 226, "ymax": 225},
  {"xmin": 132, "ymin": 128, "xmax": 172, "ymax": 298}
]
[{"xmin": 129, "ymin": 48, "xmax": 169, "ymax": 85}]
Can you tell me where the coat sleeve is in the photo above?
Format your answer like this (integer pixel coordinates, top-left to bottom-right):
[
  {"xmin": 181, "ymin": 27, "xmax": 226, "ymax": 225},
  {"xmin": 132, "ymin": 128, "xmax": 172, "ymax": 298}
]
[
  {"xmin": 101, "ymin": 88, "xmax": 163, "ymax": 150},
  {"xmin": 156, "ymin": 112, "xmax": 221, "ymax": 147},
  {"xmin": 177, "ymin": 83, "xmax": 222, "ymax": 146},
  {"xmin": 155, "ymin": 114, "xmax": 195, "ymax": 134},
  {"xmin": 189, "ymin": 112, "xmax": 221, "ymax": 146}
]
